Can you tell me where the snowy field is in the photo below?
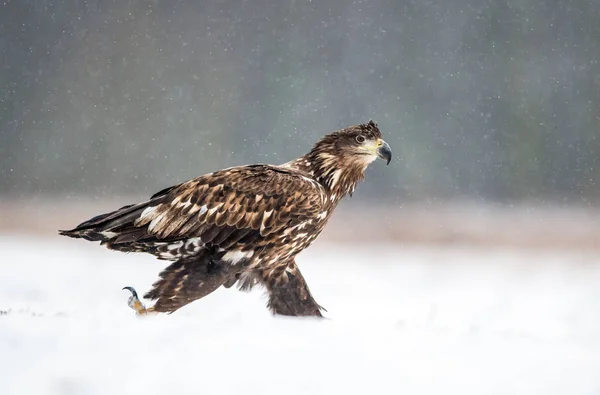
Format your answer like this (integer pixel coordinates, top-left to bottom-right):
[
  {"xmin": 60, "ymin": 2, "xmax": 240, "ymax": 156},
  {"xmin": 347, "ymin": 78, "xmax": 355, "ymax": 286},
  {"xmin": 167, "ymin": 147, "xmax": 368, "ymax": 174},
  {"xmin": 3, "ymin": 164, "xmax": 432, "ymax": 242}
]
[{"xmin": 1, "ymin": 235, "xmax": 600, "ymax": 395}]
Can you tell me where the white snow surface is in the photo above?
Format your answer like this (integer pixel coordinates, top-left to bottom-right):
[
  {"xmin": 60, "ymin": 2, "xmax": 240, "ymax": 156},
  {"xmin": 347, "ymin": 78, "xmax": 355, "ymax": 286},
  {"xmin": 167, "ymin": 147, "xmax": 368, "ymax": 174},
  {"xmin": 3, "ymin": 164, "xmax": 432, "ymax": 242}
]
[{"xmin": 1, "ymin": 235, "xmax": 600, "ymax": 395}]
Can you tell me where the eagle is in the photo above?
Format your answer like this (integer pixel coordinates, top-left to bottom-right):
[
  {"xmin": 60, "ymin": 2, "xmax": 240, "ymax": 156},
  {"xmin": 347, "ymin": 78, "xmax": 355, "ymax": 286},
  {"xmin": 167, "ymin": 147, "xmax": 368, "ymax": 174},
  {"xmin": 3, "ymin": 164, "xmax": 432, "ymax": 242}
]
[{"xmin": 59, "ymin": 121, "xmax": 392, "ymax": 317}]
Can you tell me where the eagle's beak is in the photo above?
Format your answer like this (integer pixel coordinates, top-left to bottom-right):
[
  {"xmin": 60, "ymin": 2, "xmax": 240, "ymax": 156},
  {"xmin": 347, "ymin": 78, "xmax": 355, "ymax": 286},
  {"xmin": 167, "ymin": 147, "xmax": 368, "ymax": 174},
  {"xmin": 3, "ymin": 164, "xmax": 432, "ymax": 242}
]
[{"xmin": 376, "ymin": 140, "xmax": 392, "ymax": 165}]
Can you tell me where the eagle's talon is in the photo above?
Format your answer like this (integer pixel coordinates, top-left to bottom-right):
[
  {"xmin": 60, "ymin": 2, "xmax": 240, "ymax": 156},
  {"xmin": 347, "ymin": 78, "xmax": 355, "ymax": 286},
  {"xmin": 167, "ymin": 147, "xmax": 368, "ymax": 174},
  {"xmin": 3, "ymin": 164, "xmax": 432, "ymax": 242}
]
[{"xmin": 123, "ymin": 286, "xmax": 148, "ymax": 315}]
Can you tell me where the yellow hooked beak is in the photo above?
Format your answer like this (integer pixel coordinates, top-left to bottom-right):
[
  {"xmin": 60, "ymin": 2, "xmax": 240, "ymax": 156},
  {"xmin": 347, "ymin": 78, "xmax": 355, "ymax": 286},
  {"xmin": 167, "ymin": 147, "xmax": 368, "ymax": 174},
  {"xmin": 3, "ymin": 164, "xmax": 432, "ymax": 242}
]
[{"xmin": 375, "ymin": 139, "xmax": 392, "ymax": 165}]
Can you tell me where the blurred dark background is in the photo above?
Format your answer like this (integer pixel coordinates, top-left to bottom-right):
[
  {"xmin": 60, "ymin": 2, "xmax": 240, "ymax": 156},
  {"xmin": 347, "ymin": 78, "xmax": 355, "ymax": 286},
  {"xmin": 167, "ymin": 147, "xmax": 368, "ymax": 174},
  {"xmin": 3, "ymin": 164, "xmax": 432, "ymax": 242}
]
[{"xmin": 1, "ymin": 0, "xmax": 599, "ymax": 207}]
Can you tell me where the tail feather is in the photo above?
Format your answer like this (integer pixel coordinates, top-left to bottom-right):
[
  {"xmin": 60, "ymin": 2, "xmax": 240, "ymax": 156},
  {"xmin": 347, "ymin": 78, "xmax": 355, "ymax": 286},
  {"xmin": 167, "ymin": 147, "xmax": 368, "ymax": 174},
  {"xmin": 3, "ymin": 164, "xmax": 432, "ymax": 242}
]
[
  {"xmin": 58, "ymin": 201, "xmax": 152, "ymax": 241},
  {"xmin": 58, "ymin": 185, "xmax": 176, "ymax": 242}
]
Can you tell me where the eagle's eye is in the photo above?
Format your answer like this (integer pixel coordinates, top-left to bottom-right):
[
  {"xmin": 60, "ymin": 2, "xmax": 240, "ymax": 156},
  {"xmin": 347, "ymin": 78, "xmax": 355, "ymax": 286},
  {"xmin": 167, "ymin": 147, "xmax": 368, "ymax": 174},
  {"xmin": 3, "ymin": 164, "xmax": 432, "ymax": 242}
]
[{"xmin": 356, "ymin": 135, "xmax": 365, "ymax": 143}]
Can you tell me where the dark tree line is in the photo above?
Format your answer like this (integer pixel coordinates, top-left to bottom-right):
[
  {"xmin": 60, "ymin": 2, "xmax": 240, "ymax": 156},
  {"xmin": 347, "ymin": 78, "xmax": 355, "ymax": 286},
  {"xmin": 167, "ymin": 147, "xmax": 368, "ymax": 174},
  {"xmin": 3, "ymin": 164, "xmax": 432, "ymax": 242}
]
[{"xmin": 1, "ymin": 0, "xmax": 599, "ymax": 204}]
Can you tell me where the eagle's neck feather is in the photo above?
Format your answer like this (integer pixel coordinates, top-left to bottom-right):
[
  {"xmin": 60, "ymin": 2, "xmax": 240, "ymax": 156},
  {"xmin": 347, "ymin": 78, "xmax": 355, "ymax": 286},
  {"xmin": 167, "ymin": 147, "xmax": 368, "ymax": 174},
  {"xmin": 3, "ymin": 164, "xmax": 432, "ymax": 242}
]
[{"xmin": 283, "ymin": 151, "xmax": 366, "ymax": 203}]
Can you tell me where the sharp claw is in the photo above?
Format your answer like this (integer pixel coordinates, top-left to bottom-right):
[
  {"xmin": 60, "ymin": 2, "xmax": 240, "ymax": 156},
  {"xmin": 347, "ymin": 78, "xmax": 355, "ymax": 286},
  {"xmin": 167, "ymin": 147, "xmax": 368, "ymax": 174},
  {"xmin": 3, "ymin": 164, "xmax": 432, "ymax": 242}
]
[
  {"xmin": 122, "ymin": 286, "xmax": 147, "ymax": 315},
  {"xmin": 122, "ymin": 286, "xmax": 138, "ymax": 299}
]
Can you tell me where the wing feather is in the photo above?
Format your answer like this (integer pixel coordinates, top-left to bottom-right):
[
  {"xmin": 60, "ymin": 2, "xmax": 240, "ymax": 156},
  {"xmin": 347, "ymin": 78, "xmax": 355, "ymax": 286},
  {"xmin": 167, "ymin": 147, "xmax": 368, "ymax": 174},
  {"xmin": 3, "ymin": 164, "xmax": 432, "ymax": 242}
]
[
  {"xmin": 133, "ymin": 165, "xmax": 325, "ymax": 251},
  {"xmin": 64, "ymin": 164, "xmax": 326, "ymax": 260}
]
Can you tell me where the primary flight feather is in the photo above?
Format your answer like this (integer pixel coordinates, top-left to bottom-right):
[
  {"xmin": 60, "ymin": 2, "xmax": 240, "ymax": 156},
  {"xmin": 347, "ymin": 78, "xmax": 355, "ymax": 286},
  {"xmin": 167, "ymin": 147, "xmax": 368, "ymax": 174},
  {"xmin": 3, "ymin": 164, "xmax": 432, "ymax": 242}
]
[{"xmin": 59, "ymin": 121, "xmax": 392, "ymax": 317}]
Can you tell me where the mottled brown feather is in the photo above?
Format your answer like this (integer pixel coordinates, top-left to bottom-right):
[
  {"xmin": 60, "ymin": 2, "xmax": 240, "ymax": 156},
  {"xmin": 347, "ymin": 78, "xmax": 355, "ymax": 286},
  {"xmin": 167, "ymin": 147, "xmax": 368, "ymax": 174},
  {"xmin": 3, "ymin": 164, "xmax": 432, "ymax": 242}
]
[{"xmin": 59, "ymin": 121, "xmax": 388, "ymax": 317}]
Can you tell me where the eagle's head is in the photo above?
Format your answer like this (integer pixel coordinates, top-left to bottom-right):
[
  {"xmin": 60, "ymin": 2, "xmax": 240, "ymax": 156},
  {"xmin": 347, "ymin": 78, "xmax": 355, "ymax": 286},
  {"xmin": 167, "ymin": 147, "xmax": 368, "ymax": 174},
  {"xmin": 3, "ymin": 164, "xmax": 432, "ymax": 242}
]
[
  {"xmin": 316, "ymin": 120, "xmax": 392, "ymax": 166},
  {"xmin": 304, "ymin": 120, "xmax": 392, "ymax": 198}
]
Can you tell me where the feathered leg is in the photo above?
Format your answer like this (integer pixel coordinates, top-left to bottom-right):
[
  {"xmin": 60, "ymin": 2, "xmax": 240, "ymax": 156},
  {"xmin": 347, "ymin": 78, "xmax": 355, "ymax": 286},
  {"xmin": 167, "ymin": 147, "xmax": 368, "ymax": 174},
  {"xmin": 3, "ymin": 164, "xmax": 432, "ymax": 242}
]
[
  {"xmin": 263, "ymin": 260, "xmax": 325, "ymax": 317},
  {"xmin": 123, "ymin": 250, "xmax": 236, "ymax": 315}
]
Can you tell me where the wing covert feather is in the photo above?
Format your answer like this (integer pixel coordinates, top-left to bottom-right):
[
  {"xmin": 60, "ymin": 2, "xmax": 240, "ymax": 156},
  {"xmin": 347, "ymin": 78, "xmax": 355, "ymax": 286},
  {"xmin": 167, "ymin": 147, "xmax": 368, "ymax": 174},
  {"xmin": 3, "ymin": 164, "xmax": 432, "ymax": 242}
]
[{"xmin": 135, "ymin": 165, "xmax": 325, "ymax": 245}]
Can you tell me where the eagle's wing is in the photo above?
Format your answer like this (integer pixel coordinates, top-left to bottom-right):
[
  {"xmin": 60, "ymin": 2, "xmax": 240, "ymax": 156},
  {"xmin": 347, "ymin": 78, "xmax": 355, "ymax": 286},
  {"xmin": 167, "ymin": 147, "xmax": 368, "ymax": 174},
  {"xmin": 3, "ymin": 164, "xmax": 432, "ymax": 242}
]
[
  {"xmin": 130, "ymin": 164, "xmax": 325, "ymax": 252},
  {"xmin": 63, "ymin": 164, "xmax": 326, "ymax": 261}
]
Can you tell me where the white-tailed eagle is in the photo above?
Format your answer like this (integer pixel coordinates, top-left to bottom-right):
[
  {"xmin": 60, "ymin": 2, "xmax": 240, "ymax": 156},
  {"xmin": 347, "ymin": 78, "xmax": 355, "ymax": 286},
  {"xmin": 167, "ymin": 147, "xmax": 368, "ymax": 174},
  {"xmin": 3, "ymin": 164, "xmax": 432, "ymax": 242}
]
[{"xmin": 60, "ymin": 121, "xmax": 392, "ymax": 317}]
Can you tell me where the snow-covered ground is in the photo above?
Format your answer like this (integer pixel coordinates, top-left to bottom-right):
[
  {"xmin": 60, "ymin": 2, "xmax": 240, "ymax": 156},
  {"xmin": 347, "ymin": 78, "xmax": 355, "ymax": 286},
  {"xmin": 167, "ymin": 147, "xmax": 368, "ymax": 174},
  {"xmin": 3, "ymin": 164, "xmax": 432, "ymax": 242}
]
[{"xmin": 1, "ymin": 235, "xmax": 599, "ymax": 395}]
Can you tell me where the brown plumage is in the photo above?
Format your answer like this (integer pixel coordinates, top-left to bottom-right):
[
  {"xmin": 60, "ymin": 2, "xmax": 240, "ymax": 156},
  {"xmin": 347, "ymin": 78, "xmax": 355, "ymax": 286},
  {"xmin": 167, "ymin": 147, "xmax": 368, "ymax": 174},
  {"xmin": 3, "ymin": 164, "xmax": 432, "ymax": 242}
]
[{"xmin": 59, "ymin": 121, "xmax": 392, "ymax": 317}]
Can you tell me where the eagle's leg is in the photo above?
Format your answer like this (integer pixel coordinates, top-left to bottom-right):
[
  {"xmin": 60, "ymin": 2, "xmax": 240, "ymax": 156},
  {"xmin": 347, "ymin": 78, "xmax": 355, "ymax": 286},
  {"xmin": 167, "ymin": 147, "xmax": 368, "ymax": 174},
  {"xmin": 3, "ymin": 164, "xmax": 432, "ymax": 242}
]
[
  {"xmin": 263, "ymin": 261, "xmax": 326, "ymax": 317},
  {"xmin": 123, "ymin": 252, "xmax": 236, "ymax": 315},
  {"xmin": 122, "ymin": 286, "xmax": 149, "ymax": 315}
]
